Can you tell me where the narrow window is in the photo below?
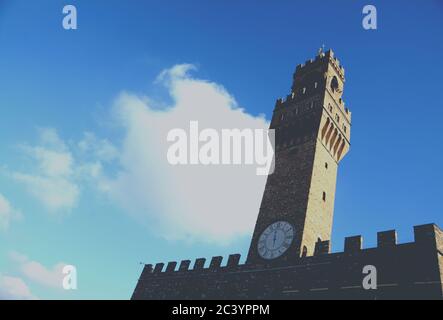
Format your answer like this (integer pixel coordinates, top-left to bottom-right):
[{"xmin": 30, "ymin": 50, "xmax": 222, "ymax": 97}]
[
  {"xmin": 325, "ymin": 162, "xmax": 328, "ymax": 169},
  {"xmin": 314, "ymin": 82, "xmax": 318, "ymax": 89},
  {"xmin": 322, "ymin": 192, "xmax": 327, "ymax": 202},
  {"xmin": 302, "ymin": 87, "xmax": 306, "ymax": 94},
  {"xmin": 301, "ymin": 246, "xmax": 308, "ymax": 258}
]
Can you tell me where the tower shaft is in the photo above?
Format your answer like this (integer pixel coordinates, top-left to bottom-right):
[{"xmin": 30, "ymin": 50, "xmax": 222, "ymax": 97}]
[{"xmin": 247, "ymin": 49, "xmax": 351, "ymax": 264}]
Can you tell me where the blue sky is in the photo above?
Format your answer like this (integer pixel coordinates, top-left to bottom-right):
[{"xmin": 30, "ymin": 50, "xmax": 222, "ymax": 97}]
[{"xmin": 0, "ymin": 0, "xmax": 443, "ymax": 299}]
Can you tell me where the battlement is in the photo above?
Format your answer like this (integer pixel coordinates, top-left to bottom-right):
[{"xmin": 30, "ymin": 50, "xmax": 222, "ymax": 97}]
[
  {"xmin": 275, "ymin": 93, "xmax": 351, "ymax": 121},
  {"xmin": 138, "ymin": 224, "xmax": 443, "ymax": 279},
  {"xmin": 343, "ymin": 223, "xmax": 443, "ymax": 252},
  {"xmin": 141, "ymin": 254, "xmax": 245, "ymax": 277},
  {"xmin": 275, "ymin": 48, "xmax": 351, "ymax": 125},
  {"xmin": 295, "ymin": 49, "xmax": 345, "ymax": 81},
  {"xmin": 133, "ymin": 223, "xmax": 443, "ymax": 300}
]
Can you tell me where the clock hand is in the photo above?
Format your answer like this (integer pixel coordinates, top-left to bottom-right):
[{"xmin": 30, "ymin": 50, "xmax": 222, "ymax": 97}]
[{"xmin": 273, "ymin": 231, "xmax": 277, "ymax": 248}]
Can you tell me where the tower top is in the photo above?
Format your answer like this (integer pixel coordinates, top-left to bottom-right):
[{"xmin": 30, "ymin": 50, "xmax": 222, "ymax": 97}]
[
  {"xmin": 295, "ymin": 48, "xmax": 345, "ymax": 81},
  {"xmin": 283, "ymin": 48, "xmax": 350, "ymax": 123}
]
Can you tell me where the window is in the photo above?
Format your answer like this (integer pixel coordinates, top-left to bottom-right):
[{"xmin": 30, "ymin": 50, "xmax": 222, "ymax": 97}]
[
  {"xmin": 301, "ymin": 246, "xmax": 308, "ymax": 258},
  {"xmin": 328, "ymin": 104, "xmax": 333, "ymax": 112},
  {"xmin": 343, "ymin": 125, "xmax": 347, "ymax": 133},
  {"xmin": 330, "ymin": 76, "xmax": 339, "ymax": 92},
  {"xmin": 322, "ymin": 192, "xmax": 327, "ymax": 202},
  {"xmin": 314, "ymin": 82, "xmax": 318, "ymax": 89},
  {"xmin": 302, "ymin": 87, "xmax": 306, "ymax": 94},
  {"xmin": 336, "ymin": 114, "xmax": 340, "ymax": 123},
  {"xmin": 325, "ymin": 162, "xmax": 328, "ymax": 169}
]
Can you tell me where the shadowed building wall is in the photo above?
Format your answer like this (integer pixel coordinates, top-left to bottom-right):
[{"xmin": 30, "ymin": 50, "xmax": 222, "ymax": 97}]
[{"xmin": 132, "ymin": 224, "xmax": 443, "ymax": 300}]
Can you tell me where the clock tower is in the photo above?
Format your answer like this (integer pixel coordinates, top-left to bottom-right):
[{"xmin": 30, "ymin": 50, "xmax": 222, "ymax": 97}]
[
  {"xmin": 247, "ymin": 49, "xmax": 351, "ymax": 264},
  {"xmin": 133, "ymin": 48, "xmax": 443, "ymax": 300}
]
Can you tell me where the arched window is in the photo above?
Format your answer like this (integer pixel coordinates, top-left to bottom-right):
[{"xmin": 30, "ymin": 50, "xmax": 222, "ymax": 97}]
[{"xmin": 330, "ymin": 76, "xmax": 339, "ymax": 92}]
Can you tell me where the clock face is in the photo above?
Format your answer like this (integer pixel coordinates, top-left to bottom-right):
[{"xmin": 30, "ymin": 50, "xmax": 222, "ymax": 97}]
[{"xmin": 258, "ymin": 221, "xmax": 294, "ymax": 260}]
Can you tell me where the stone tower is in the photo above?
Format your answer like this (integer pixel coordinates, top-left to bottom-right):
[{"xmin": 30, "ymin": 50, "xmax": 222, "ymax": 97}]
[
  {"xmin": 132, "ymin": 49, "xmax": 443, "ymax": 300},
  {"xmin": 246, "ymin": 49, "xmax": 352, "ymax": 264}
]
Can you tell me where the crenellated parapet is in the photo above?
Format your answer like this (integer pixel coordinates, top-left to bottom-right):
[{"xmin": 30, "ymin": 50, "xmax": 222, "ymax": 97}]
[
  {"xmin": 134, "ymin": 221, "xmax": 443, "ymax": 301},
  {"xmin": 137, "ymin": 224, "xmax": 443, "ymax": 280},
  {"xmin": 270, "ymin": 48, "xmax": 351, "ymax": 162},
  {"xmin": 342, "ymin": 224, "xmax": 443, "ymax": 254},
  {"xmin": 133, "ymin": 224, "xmax": 443, "ymax": 300},
  {"xmin": 140, "ymin": 254, "xmax": 245, "ymax": 278},
  {"xmin": 295, "ymin": 49, "xmax": 345, "ymax": 81}
]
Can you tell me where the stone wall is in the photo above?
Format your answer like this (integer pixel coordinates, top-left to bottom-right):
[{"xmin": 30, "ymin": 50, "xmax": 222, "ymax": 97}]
[{"xmin": 132, "ymin": 224, "xmax": 443, "ymax": 300}]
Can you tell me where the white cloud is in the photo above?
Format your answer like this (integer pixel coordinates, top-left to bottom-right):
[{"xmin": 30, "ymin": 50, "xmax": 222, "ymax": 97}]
[
  {"xmin": 7, "ymin": 64, "xmax": 270, "ymax": 244},
  {"xmin": 78, "ymin": 132, "xmax": 118, "ymax": 163},
  {"xmin": 12, "ymin": 128, "xmax": 79, "ymax": 213},
  {"xmin": 0, "ymin": 274, "xmax": 36, "ymax": 300},
  {"xmin": 99, "ymin": 64, "xmax": 270, "ymax": 243},
  {"xmin": 12, "ymin": 173, "xmax": 79, "ymax": 213},
  {"xmin": 0, "ymin": 193, "xmax": 20, "ymax": 230},
  {"xmin": 9, "ymin": 252, "xmax": 67, "ymax": 290},
  {"xmin": 0, "ymin": 252, "xmax": 67, "ymax": 300}
]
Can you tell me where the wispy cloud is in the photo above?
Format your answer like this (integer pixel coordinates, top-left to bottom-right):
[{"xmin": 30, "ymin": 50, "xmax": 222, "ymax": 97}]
[
  {"xmin": 78, "ymin": 132, "xmax": 118, "ymax": 163},
  {"xmin": 0, "ymin": 274, "xmax": 36, "ymax": 300},
  {"xmin": 0, "ymin": 193, "xmax": 20, "ymax": 230},
  {"xmin": 9, "ymin": 251, "xmax": 67, "ymax": 290},
  {"xmin": 6, "ymin": 64, "xmax": 270, "ymax": 244},
  {"xmin": 11, "ymin": 128, "xmax": 79, "ymax": 213},
  {"xmin": 0, "ymin": 252, "xmax": 69, "ymax": 300}
]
